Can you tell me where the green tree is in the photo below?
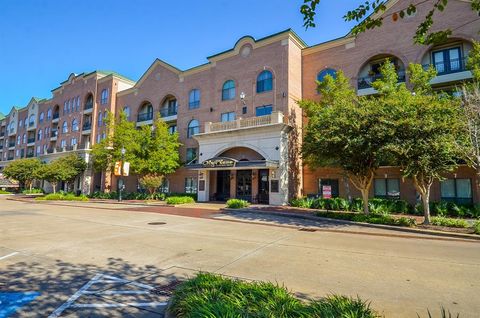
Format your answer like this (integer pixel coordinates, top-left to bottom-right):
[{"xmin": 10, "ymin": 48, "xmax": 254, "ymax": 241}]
[
  {"xmin": 301, "ymin": 0, "xmax": 480, "ymax": 45},
  {"xmin": 91, "ymin": 111, "xmax": 140, "ymax": 173},
  {"xmin": 38, "ymin": 155, "xmax": 86, "ymax": 193},
  {"xmin": 382, "ymin": 63, "xmax": 468, "ymax": 224},
  {"xmin": 466, "ymin": 40, "xmax": 480, "ymax": 81},
  {"xmin": 299, "ymin": 71, "xmax": 394, "ymax": 214},
  {"xmin": 2, "ymin": 158, "xmax": 43, "ymax": 190},
  {"xmin": 133, "ymin": 119, "xmax": 181, "ymax": 195}
]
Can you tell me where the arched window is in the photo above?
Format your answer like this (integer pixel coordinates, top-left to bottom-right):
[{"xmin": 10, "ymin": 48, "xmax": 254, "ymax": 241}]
[
  {"xmin": 47, "ymin": 108, "xmax": 52, "ymax": 120},
  {"xmin": 39, "ymin": 112, "xmax": 44, "ymax": 123},
  {"xmin": 9, "ymin": 122, "xmax": 15, "ymax": 133},
  {"xmin": 28, "ymin": 115, "xmax": 35, "ymax": 127},
  {"xmin": 123, "ymin": 106, "xmax": 131, "ymax": 120},
  {"xmin": 189, "ymin": 89, "xmax": 200, "ymax": 109},
  {"xmin": 22, "ymin": 133, "xmax": 26, "ymax": 144},
  {"xmin": 98, "ymin": 112, "xmax": 103, "ymax": 126},
  {"xmin": 38, "ymin": 129, "xmax": 43, "ymax": 141},
  {"xmin": 256, "ymin": 70, "xmax": 273, "ymax": 93},
  {"xmin": 100, "ymin": 89, "xmax": 109, "ymax": 105},
  {"xmin": 138, "ymin": 102, "xmax": 153, "ymax": 122},
  {"xmin": 317, "ymin": 68, "xmax": 337, "ymax": 82},
  {"xmin": 24, "ymin": 118, "xmax": 27, "ymax": 128},
  {"xmin": 187, "ymin": 119, "xmax": 200, "ymax": 138},
  {"xmin": 17, "ymin": 135, "xmax": 21, "ymax": 145},
  {"xmin": 19, "ymin": 120, "xmax": 23, "ymax": 128},
  {"xmin": 85, "ymin": 94, "xmax": 93, "ymax": 110},
  {"xmin": 76, "ymin": 96, "xmax": 80, "ymax": 111},
  {"xmin": 62, "ymin": 121, "xmax": 68, "ymax": 133},
  {"xmin": 222, "ymin": 80, "xmax": 235, "ymax": 101},
  {"xmin": 72, "ymin": 119, "xmax": 79, "ymax": 131}
]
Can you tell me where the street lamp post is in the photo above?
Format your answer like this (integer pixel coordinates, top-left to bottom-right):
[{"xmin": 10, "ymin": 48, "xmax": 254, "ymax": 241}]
[{"xmin": 119, "ymin": 147, "xmax": 126, "ymax": 202}]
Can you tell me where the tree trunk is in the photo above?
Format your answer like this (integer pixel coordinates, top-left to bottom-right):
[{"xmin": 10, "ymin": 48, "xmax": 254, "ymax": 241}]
[
  {"xmin": 422, "ymin": 192, "xmax": 431, "ymax": 225},
  {"xmin": 52, "ymin": 183, "xmax": 57, "ymax": 194},
  {"xmin": 29, "ymin": 182, "xmax": 33, "ymax": 191},
  {"xmin": 360, "ymin": 189, "xmax": 370, "ymax": 215},
  {"xmin": 412, "ymin": 174, "xmax": 433, "ymax": 225}
]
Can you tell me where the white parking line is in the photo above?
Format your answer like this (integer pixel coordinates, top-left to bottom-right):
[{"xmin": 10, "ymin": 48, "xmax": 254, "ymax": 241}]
[{"xmin": 0, "ymin": 251, "xmax": 19, "ymax": 261}]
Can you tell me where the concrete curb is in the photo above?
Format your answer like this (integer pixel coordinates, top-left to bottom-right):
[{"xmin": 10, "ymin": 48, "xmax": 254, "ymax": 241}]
[{"xmin": 222, "ymin": 208, "xmax": 480, "ymax": 241}]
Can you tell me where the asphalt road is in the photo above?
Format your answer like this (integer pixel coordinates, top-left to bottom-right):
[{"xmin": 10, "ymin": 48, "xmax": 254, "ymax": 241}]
[{"xmin": 0, "ymin": 197, "xmax": 479, "ymax": 317}]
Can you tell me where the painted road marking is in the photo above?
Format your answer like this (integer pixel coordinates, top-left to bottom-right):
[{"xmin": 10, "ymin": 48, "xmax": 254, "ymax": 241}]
[
  {"xmin": 0, "ymin": 292, "xmax": 40, "ymax": 318},
  {"xmin": 48, "ymin": 273, "xmax": 167, "ymax": 317},
  {"xmin": 0, "ymin": 252, "xmax": 19, "ymax": 261}
]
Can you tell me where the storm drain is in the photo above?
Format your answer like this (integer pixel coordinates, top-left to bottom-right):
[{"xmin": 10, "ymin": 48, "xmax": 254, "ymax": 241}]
[
  {"xmin": 149, "ymin": 280, "xmax": 184, "ymax": 296},
  {"xmin": 298, "ymin": 228, "xmax": 317, "ymax": 232},
  {"xmin": 148, "ymin": 222, "xmax": 167, "ymax": 225}
]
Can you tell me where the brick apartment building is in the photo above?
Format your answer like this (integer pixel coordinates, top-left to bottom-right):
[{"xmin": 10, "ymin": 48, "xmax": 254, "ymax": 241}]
[{"xmin": 0, "ymin": 0, "xmax": 479, "ymax": 205}]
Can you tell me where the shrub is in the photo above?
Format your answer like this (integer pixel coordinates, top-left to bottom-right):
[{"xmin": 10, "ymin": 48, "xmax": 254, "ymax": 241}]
[
  {"xmin": 350, "ymin": 198, "xmax": 364, "ymax": 212},
  {"xmin": 0, "ymin": 189, "xmax": 12, "ymax": 194},
  {"xmin": 22, "ymin": 188, "xmax": 44, "ymax": 194},
  {"xmin": 36, "ymin": 193, "xmax": 89, "ymax": 201},
  {"xmin": 290, "ymin": 197, "xmax": 314, "ymax": 208},
  {"xmin": 166, "ymin": 196, "xmax": 195, "ymax": 205},
  {"xmin": 430, "ymin": 217, "xmax": 469, "ymax": 228},
  {"xmin": 226, "ymin": 199, "xmax": 249, "ymax": 209},
  {"xmin": 169, "ymin": 273, "xmax": 379, "ymax": 318},
  {"xmin": 315, "ymin": 211, "xmax": 416, "ymax": 227},
  {"xmin": 474, "ymin": 221, "xmax": 480, "ymax": 235}
]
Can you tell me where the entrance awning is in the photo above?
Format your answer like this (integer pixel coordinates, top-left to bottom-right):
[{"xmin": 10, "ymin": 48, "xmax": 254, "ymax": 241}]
[{"xmin": 186, "ymin": 157, "xmax": 279, "ymax": 170}]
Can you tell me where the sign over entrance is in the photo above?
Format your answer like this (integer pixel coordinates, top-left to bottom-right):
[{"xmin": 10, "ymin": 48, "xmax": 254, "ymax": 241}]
[{"xmin": 202, "ymin": 157, "xmax": 236, "ymax": 168}]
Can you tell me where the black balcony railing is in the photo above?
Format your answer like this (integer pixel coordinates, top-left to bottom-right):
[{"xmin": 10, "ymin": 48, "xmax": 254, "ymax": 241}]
[
  {"xmin": 27, "ymin": 137, "xmax": 35, "ymax": 144},
  {"xmin": 137, "ymin": 112, "xmax": 153, "ymax": 122},
  {"xmin": 26, "ymin": 152, "xmax": 34, "ymax": 158},
  {"xmin": 84, "ymin": 102, "xmax": 93, "ymax": 110},
  {"xmin": 0, "ymin": 132, "xmax": 4, "ymax": 137},
  {"xmin": 47, "ymin": 148, "xmax": 54, "ymax": 154},
  {"xmin": 160, "ymin": 106, "xmax": 178, "ymax": 118},
  {"xmin": 52, "ymin": 113, "xmax": 60, "ymax": 120},
  {"xmin": 82, "ymin": 122, "xmax": 92, "ymax": 130},
  {"xmin": 7, "ymin": 156, "xmax": 14, "ymax": 160},
  {"xmin": 51, "ymin": 130, "xmax": 58, "ymax": 138},
  {"xmin": 357, "ymin": 70, "xmax": 406, "ymax": 90},
  {"xmin": 423, "ymin": 57, "xmax": 468, "ymax": 75},
  {"xmin": 28, "ymin": 122, "xmax": 35, "ymax": 127},
  {"xmin": 8, "ymin": 141, "xmax": 15, "ymax": 148},
  {"xmin": 0, "ymin": 144, "xmax": 3, "ymax": 150}
]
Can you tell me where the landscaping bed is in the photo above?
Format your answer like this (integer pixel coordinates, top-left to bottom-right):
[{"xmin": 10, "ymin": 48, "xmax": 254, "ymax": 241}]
[{"xmin": 169, "ymin": 272, "xmax": 379, "ymax": 318}]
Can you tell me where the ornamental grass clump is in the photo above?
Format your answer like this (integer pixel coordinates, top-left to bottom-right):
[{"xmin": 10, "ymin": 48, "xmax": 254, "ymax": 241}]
[
  {"xmin": 226, "ymin": 199, "xmax": 250, "ymax": 209},
  {"xmin": 168, "ymin": 272, "xmax": 379, "ymax": 318},
  {"xmin": 165, "ymin": 196, "xmax": 195, "ymax": 205}
]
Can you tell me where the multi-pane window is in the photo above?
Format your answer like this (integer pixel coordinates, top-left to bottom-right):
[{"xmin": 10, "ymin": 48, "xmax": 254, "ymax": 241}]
[
  {"xmin": 16, "ymin": 135, "xmax": 20, "ymax": 145},
  {"xmin": 39, "ymin": 112, "xmax": 44, "ymax": 123},
  {"xmin": 222, "ymin": 80, "xmax": 235, "ymax": 101},
  {"xmin": 76, "ymin": 96, "xmax": 81, "ymax": 111},
  {"xmin": 22, "ymin": 134, "xmax": 26, "ymax": 144},
  {"xmin": 64, "ymin": 101, "xmax": 68, "ymax": 114},
  {"xmin": 184, "ymin": 177, "xmax": 197, "ymax": 194},
  {"xmin": 72, "ymin": 119, "xmax": 79, "ymax": 131},
  {"xmin": 374, "ymin": 178, "xmax": 400, "ymax": 198},
  {"xmin": 61, "ymin": 139, "xmax": 66, "ymax": 148},
  {"xmin": 168, "ymin": 125, "xmax": 177, "ymax": 134},
  {"xmin": 36, "ymin": 146, "xmax": 41, "ymax": 155},
  {"xmin": 71, "ymin": 137, "xmax": 77, "ymax": 146},
  {"xmin": 100, "ymin": 89, "xmax": 109, "ymax": 105},
  {"xmin": 255, "ymin": 105, "xmax": 273, "ymax": 117},
  {"xmin": 62, "ymin": 121, "xmax": 68, "ymax": 133},
  {"xmin": 19, "ymin": 120, "xmax": 22, "ymax": 128},
  {"xmin": 47, "ymin": 109, "xmax": 52, "ymax": 120},
  {"xmin": 24, "ymin": 118, "xmax": 27, "ymax": 128},
  {"xmin": 186, "ymin": 148, "xmax": 198, "ymax": 164},
  {"xmin": 256, "ymin": 70, "xmax": 273, "ymax": 93},
  {"xmin": 123, "ymin": 106, "xmax": 131, "ymax": 120},
  {"xmin": 221, "ymin": 112, "xmax": 236, "ymax": 122},
  {"xmin": 103, "ymin": 111, "xmax": 108, "ymax": 125},
  {"xmin": 187, "ymin": 119, "xmax": 200, "ymax": 138},
  {"xmin": 98, "ymin": 112, "xmax": 103, "ymax": 126},
  {"xmin": 189, "ymin": 89, "xmax": 201, "ymax": 109},
  {"xmin": 432, "ymin": 47, "xmax": 462, "ymax": 74},
  {"xmin": 441, "ymin": 178, "xmax": 472, "ymax": 204},
  {"xmin": 38, "ymin": 129, "xmax": 43, "ymax": 141},
  {"xmin": 159, "ymin": 178, "xmax": 169, "ymax": 193},
  {"xmin": 28, "ymin": 115, "xmax": 35, "ymax": 127}
]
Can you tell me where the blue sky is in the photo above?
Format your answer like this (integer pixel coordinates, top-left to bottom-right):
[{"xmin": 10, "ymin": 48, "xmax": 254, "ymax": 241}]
[{"xmin": 0, "ymin": 0, "xmax": 359, "ymax": 114}]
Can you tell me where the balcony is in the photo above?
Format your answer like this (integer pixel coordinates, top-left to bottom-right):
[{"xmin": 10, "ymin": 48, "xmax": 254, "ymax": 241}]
[
  {"xmin": 423, "ymin": 57, "xmax": 472, "ymax": 85},
  {"xmin": 357, "ymin": 70, "xmax": 405, "ymax": 95},
  {"xmin": 27, "ymin": 137, "xmax": 35, "ymax": 144},
  {"xmin": 50, "ymin": 130, "xmax": 58, "ymax": 140},
  {"xmin": 0, "ymin": 144, "xmax": 3, "ymax": 150},
  {"xmin": 26, "ymin": 152, "xmax": 34, "ymax": 158},
  {"xmin": 84, "ymin": 102, "xmax": 93, "ymax": 113},
  {"xmin": 7, "ymin": 156, "xmax": 14, "ymax": 161},
  {"xmin": 27, "ymin": 122, "xmax": 36, "ymax": 130},
  {"xmin": 203, "ymin": 111, "xmax": 285, "ymax": 134},
  {"xmin": 82, "ymin": 122, "xmax": 92, "ymax": 134},
  {"xmin": 52, "ymin": 113, "xmax": 60, "ymax": 122},
  {"xmin": 160, "ymin": 106, "xmax": 178, "ymax": 121},
  {"xmin": 8, "ymin": 141, "xmax": 15, "ymax": 148},
  {"xmin": 0, "ymin": 132, "xmax": 4, "ymax": 138},
  {"xmin": 136, "ymin": 112, "xmax": 153, "ymax": 126}
]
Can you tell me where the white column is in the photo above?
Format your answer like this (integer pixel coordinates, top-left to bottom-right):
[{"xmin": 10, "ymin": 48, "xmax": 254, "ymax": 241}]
[{"xmin": 197, "ymin": 170, "xmax": 210, "ymax": 202}]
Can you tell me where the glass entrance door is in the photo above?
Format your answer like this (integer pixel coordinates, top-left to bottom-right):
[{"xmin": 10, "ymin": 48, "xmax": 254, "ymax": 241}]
[
  {"xmin": 215, "ymin": 170, "xmax": 230, "ymax": 201},
  {"xmin": 257, "ymin": 169, "xmax": 269, "ymax": 204},
  {"xmin": 236, "ymin": 170, "xmax": 252, "ymax": 202}
]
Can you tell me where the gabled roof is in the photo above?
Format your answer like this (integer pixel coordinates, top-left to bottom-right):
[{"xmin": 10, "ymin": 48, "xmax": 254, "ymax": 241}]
[{"xmin": 0, "ymin": 112, "xmax": 5, "ymax": 120}]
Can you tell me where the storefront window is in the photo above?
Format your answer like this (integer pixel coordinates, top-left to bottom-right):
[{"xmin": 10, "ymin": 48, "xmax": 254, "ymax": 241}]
[
  {"xmin": 374, "ymin": 179, "xmax": 400, "ymax": 198},
  {"xmin": 441, "ymin": 178, "xmax": 472, "ymax": 204},
  {"xmin": 184, "ymin": 177, "xmax": 197, "ymax": 194}
]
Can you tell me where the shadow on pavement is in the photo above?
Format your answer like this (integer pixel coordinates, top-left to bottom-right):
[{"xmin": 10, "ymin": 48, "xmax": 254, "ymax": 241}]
[{"xmin": 1, "ymin": 257, "xmax": 194, "ymax": 317}]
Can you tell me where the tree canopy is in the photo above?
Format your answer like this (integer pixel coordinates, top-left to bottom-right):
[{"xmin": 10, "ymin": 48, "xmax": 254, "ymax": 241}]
[
  {"xmin": 2, "ymin": 158, "xmax": 42, "ymax": 190},
  {"xmin": 301, "ymin": 0, "xmax": 480, "ymax": 44}
]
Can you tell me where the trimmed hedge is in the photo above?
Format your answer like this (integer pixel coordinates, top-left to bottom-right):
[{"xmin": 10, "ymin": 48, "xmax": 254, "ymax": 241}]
[
  {"xmin": 169, "ymin": 273, "xmax": 379, "ymax": 318},
  {"xmin": 226, "ymin": 199, "xmax": 250, "ymax": 209},
  {"xmin": 166, "ymin": 196, "xmax": 195, "ymax": 205},
  {"xmin": 22, "ymin": 188, "xmax": 44, "ymax": 194},
  {"xmin": 430, "ymin": 217, "xmax": 469, "ymax": 228},
  {"xmin": 88, "ymin": 191, "xmax": 197, "ymax": 201},
  {"xmin": 291, "ymin": 197, "xmax": 480, "ymax": 218},
  {"xmin": 315, "ymin": 211, "xmax": 416, "ymax": 227},
  {"xmin": 36, "ymin": 193, "xmax": 89, "ymax": 201}
]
